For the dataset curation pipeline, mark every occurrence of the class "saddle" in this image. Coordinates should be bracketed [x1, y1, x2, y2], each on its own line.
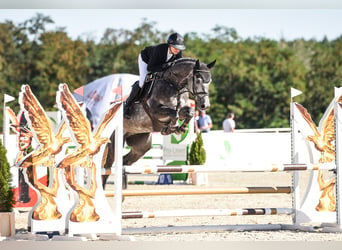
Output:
[136, 72, 158, 103]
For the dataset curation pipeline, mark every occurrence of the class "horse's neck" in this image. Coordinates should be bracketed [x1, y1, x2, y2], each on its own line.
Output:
[162, 63, 193, 90]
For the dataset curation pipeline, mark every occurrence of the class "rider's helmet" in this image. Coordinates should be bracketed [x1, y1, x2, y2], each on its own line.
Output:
[167, 32, 186, 50]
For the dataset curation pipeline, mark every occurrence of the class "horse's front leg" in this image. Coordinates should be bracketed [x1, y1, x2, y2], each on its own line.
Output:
[156, 107, 178, 135]
[174, 106, 195, 135]
[161, 122, 177, 135]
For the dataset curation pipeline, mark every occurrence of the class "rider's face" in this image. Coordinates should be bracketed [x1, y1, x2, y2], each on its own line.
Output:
[170, 46, 180, 55]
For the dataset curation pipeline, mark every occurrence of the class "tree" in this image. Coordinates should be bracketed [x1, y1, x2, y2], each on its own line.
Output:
[1, 15, 342, 131]
[302, 37, 342, 124]
[31, 31, 90, 107]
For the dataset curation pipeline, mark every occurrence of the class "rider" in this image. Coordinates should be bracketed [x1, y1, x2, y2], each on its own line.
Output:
[124, 32, 186, 119]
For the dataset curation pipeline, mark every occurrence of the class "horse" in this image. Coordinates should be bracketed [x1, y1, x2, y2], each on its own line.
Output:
[102, 57, 216, 188]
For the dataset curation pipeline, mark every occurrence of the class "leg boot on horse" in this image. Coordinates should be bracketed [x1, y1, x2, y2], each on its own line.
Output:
[124, 81, 141, 119]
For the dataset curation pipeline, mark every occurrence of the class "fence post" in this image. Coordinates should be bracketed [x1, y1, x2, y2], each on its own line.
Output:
[291, 97, 301, 225]
[334, 88, 342, 229]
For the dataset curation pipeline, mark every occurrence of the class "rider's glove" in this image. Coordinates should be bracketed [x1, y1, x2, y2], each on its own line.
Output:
[161, 62, 173, 70]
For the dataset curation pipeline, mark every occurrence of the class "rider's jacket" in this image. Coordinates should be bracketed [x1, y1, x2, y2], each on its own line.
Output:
[140, 43, 182, 72]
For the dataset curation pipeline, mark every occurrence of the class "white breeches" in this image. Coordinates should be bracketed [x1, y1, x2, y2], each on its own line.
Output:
[138, 53, 148, 88]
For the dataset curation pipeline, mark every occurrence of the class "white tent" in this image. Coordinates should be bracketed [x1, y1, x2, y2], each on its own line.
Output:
[73, 73, 139, 128]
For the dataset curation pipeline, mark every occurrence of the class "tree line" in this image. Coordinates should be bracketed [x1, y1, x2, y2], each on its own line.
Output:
[1, 13, 342, 131]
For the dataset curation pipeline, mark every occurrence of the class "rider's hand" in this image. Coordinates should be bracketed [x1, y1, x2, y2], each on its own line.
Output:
[162, 62, 173, 70]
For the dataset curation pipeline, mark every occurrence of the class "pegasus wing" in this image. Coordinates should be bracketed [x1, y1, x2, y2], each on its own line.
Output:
[55, 121, 69, 140]
[57, 147, 89, 169]
[321, 107, 335, 145]
[59, 84, 92, 146]
[94, 103, 121, 138]
[21, 85, 54, 145]
[321, 95, 342, 144]
[295, 103, 320, 136]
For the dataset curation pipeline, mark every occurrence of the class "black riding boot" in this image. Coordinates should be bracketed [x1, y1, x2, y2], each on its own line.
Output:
[124, 82, 141, 119]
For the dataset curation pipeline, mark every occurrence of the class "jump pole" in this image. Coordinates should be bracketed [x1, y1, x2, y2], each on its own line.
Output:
[122, 208, 294, 219]
[128, 180, 156, 185]
[123, 163, 335, 175]
[105, 186, 292, 197]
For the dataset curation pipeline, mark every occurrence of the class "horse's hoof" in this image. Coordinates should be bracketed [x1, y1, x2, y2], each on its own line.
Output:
[161, 128, 170, 135]
[175, 127, 186, 135]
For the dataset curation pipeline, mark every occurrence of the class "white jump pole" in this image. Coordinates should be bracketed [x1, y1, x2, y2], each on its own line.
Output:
[122, 208, 294, 219]
[124, 163, 335, 175]
[105, 186, 292, 197]
[113, 103, 123, 236]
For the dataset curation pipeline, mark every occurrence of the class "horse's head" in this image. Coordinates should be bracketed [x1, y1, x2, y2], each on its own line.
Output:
[163, 58, 215, 110]
[191, 59, 216, 110]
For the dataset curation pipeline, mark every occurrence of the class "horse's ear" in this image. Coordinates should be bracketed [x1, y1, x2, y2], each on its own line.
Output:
[195, 59, 200, 69]
[207, 59, 216, 69]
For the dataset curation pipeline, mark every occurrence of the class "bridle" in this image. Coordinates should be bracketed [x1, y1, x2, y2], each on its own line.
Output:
[163, 61, 211, 98]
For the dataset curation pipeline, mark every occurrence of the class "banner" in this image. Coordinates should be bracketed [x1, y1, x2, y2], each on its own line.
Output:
[73, 74, 138, 128]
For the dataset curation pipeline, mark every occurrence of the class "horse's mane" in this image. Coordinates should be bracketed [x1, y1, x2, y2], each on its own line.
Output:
[174, 57, 197, 65]
[173, 58, 211, 83]
[160, 57, 210, 86]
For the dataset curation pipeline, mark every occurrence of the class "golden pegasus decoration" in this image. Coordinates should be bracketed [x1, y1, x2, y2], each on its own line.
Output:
[18, 85, 71, 220]
[56, 83, 121, 222]
[294, 96, 342, 212]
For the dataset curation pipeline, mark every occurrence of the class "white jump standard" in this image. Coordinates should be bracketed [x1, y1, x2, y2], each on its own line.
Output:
[111, 87, 342, 235]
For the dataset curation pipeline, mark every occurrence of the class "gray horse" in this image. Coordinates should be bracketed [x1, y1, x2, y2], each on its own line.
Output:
[102, 58, 215, 188]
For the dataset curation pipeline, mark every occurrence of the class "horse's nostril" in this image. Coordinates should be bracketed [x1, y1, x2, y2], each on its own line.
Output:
[201, 104, 206, 109]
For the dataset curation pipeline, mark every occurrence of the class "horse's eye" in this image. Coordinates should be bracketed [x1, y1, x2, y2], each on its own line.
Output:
[201, 78, 211, 84]
[196, 78, 203, 84]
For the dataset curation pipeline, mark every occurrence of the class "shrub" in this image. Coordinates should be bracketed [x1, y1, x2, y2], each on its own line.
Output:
[0, 140, 15, 212]
[189, 132, 206, 165]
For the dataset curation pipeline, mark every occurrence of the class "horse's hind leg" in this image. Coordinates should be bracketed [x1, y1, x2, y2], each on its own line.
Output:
[124, 133, 152, 166]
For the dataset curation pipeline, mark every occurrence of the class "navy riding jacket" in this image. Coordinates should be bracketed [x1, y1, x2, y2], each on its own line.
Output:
[140, 43, 183, 72]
